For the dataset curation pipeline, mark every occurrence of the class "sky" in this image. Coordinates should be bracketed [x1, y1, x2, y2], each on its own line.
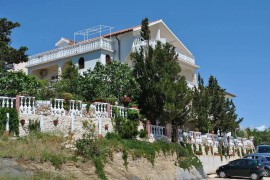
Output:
[1, 0, 270, 130]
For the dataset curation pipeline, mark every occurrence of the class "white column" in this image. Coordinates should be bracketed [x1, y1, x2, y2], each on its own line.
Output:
[40, 114, 44, 131]
[156, 28, 161, 41]
[193, 73, 197, 87]
[98, 118, 102, 135]
[6, 113, 9, 132]
[70, 115, 74, 133]
[57, 64, 63, 80]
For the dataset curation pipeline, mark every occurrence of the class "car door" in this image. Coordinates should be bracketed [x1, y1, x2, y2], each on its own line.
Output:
[241, 159, 254, 176]
[229, 159, 243, 176]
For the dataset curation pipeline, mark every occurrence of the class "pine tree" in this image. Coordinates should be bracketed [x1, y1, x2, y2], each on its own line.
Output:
[192, 74, 212, 133]
[140, 18, 150, 44]
[0, 18, 28, 70]
[131, 19, 192, 135]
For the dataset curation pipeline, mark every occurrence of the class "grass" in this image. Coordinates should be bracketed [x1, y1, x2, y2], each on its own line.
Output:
[0, 132, 72, 169]
[0, 172, 72, 180]
[76, 135, 202, 179]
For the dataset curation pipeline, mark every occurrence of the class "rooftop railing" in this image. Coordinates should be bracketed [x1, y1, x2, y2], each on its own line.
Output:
[27, 38, 113, 67]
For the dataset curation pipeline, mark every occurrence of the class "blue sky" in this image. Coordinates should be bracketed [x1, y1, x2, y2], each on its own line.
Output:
[1, 0, 270, 129]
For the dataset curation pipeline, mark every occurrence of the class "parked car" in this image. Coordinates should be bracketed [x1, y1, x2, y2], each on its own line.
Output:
[216, 158, 265, 180]
[244, 153, 270, 176]
[256, 145, 270, 153]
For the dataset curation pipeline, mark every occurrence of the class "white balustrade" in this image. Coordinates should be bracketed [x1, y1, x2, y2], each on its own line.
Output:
[235, 137, 244, 147]
[0, 96, 16, 108]
[110, 105, 127, 118]
[19, 96, 35, 115]
[132, 40, 195, 65]
[177, 52, 195, 65]
[94, 102, 108, 118]
[178, 129, 183, 142]
[36, 100, 50, 106]
[69, 100, 82, 117]
[195, 132, 202, 144]
[51, 99, 65, 116]
[150, 125, 165, 140]
[27, 38, 113, 67]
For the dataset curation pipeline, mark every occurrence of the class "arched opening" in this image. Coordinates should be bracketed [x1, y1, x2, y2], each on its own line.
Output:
[78, 57, 85, 69]
[106, 54, 111, 64]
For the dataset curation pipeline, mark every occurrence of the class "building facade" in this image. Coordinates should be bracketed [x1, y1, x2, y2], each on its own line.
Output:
[26, 20, 199, 87]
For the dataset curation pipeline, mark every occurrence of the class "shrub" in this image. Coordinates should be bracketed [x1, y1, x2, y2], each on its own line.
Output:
[113, 117, 139, 139]
[139, 129, 147, 138]
[205, 145, 209, 155]
[0, 108, 19, 136]
[127, 109, 139, 121]
[28, 119, 40, 133]
[210, 146, 214, 155]
[105, 132, 121, 140]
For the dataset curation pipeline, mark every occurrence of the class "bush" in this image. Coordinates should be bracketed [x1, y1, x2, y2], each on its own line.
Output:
[28, 119, 40, 133]
[113, 117, 139, 139]
[127, 109, 139, 121]
[139, 129, 147, 138]
[0, 108, 19, 136]
[105, 132, 121, 140]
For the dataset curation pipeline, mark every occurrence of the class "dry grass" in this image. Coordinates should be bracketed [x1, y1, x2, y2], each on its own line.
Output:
[0, 133, 72, 165]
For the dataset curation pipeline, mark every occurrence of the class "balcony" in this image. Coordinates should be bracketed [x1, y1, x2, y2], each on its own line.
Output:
[131, 40, 195, 65]
[26, 38, 113, 67]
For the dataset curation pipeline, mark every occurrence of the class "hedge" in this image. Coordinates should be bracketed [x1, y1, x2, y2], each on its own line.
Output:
[0, 108, 19, 136]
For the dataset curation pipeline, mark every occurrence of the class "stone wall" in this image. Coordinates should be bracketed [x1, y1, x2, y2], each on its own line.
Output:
[19, 114, 113, 140]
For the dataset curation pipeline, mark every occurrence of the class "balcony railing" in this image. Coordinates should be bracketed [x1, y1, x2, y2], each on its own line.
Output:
[132, 40, 195, 65]
[27, 38, 113, 67]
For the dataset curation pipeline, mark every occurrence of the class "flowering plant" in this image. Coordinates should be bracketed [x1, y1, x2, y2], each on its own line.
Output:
[121, 95, 132, 103]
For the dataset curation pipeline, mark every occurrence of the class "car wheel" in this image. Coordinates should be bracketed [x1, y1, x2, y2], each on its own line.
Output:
[219, 171, 226, 178]
[258, 177, 263, 180]
[250, 173, 259, 180]
[264, 169, 270, 177]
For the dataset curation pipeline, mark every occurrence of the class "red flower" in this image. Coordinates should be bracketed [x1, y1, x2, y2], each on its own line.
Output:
[121, 95, 131, 103]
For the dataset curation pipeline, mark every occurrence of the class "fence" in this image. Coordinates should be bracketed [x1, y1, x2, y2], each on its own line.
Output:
[0, 96, 16, 108]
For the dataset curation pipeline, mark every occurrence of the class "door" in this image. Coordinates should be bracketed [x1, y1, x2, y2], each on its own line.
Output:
[241, 159, 254, 176]
[228, 159, 244, 176]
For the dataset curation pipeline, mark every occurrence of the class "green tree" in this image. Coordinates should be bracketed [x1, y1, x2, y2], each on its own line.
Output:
[220, 99, 243, 133]
[206, 75, 242, 134]
[0, 18, 28, 70]
[54, 61, 81, 97]
[206, 75, 227, 134]
[80, 61, 139, 101]
[0, 71, 42, 96]
[131, 19, 192, 138]
[191, 74, 212, 133]
[140, 18, 150, 43]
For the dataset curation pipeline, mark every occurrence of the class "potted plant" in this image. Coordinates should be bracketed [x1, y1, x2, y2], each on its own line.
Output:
[130, 102, 138, 109]
[53, 118, 59, 126]
[20, 119, 25, 126]
[121, 95, 131, 107]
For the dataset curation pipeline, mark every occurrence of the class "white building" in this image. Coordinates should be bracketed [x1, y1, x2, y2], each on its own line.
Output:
[26, 19, 199, 87]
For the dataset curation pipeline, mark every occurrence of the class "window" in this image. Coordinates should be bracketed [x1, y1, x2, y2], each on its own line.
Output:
[230, 160, 242, 166]
[79, 57, 85, 69]
[106, 54, 111, 64]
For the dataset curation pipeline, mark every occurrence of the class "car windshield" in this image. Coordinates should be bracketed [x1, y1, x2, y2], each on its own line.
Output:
[258, 146, 270, 153]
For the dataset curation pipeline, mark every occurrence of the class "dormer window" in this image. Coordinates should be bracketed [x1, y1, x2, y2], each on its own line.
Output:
[79, 57, 85, 69]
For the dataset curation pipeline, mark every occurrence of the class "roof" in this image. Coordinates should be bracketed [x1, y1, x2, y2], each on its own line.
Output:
[225, 91, 236, 98]
[103, 19, 162, 38]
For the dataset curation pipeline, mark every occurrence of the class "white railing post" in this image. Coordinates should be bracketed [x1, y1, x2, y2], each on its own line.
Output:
[6, 113, 9, 135]
[40, 114, 44, 132]
[70, 114, 74, 133]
